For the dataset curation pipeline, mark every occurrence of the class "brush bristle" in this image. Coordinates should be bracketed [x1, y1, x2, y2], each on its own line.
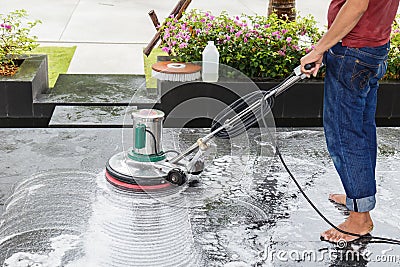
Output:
[152, 70, 201, 82]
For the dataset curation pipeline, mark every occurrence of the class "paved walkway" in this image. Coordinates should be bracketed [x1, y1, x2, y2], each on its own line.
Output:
[1, 1, 398, 74]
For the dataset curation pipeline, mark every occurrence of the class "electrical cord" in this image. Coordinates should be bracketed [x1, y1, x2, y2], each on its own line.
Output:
[145, 131, 180, 159]
[275, 145, 400, 245]
[211, 73, 400, 245]
[145, 130, 180, 159]
[145, 129, 158, 155]
[164, 150, 180, 155]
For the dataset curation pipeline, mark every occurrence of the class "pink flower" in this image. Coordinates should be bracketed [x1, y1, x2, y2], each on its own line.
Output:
[286, 37, 292, 43]
[196, 29, 201, 34]
[264, 24, 271, 28]
[162, 46, 171, 53]
[244, 37, 248, 43]
[179, 43, 188, 48]
[254, 24, 260, 28]
[200, 18, 206, 23]
[281, 29, 288, 34]
[226, 35, 231, 41]
[235, 30, 243, 38]
[272, 31, 281, 39]
[163, 33, 170, 40]
[210, 15, 215, 21]
[172, 40, 177, 46]
[0, 23, 11, 30]
[278, 50, 286, 56]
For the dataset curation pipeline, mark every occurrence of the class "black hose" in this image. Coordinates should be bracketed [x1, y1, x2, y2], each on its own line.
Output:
[145, 129, 158, 155]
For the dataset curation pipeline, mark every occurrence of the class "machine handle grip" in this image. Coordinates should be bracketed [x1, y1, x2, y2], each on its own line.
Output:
[304, 62, 316, 70]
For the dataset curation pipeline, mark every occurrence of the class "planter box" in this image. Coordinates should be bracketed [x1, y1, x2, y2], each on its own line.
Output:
[0, 55, 51, 126]
[375, 80, 400, 126]
[158, 79, 400, 127]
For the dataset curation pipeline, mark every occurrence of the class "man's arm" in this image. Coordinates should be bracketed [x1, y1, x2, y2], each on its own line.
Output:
[301, 0, 370, 76]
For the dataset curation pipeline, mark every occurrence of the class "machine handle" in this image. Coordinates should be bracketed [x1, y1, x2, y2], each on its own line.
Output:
[304, 62, 316, 70]
[294, 62, 322, 77]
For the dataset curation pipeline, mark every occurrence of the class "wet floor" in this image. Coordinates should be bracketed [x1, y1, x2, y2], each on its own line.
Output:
[0, 127, 399, 266]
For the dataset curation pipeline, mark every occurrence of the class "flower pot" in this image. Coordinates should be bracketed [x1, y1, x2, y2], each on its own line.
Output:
[0, 54, 51, 126]
[158, 79, 400, 127]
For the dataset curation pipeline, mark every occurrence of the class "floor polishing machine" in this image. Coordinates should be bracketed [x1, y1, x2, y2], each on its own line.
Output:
[105, 63, 315, 191]
[105, 62, 400, 246]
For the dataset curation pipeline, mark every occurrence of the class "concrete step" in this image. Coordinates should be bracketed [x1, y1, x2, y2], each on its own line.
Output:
[33, 73, 160, 127]
[34, 74, 159, 106]
[48, 105, 138, 128]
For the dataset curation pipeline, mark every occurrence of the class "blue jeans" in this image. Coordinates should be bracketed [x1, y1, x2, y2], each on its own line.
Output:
[323, 42, 389, 212]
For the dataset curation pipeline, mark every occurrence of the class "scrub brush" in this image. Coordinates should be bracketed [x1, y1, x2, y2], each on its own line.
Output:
[151, 61, 201, 82]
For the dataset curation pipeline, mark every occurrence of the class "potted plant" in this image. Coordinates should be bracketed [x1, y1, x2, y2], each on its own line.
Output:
[0, 9, 50, 126]
[157, 10, 324, 126]
[157, 11, 400, 127]
[159, 10, 322, 80]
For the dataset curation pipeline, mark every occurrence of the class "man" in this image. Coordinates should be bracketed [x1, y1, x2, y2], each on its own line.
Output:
[300, 0, 399, 243]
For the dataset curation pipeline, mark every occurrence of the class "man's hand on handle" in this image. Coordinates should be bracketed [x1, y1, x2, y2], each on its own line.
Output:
[300, 48, 324, 77]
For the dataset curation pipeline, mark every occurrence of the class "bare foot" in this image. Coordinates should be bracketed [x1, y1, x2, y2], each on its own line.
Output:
[321, 211, 374, 243]
[328, 193, 346, 205]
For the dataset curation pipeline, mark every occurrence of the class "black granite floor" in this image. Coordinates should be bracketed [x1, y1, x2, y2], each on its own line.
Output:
[0, 127, 399, 266]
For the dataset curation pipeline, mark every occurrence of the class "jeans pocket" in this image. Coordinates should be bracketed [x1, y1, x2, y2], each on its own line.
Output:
[326, 48, 344, 81]
[340, 57, 380, 92]
[328, 46, 345, 58]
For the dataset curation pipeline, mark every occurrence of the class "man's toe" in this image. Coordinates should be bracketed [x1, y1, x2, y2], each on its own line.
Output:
[321, 228, 334, 240]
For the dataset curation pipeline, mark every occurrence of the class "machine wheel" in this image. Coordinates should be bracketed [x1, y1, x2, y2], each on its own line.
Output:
[166, 168, 187, 186]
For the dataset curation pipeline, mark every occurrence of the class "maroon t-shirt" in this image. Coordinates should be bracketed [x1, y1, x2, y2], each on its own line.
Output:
[328, 0, 399, 47]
